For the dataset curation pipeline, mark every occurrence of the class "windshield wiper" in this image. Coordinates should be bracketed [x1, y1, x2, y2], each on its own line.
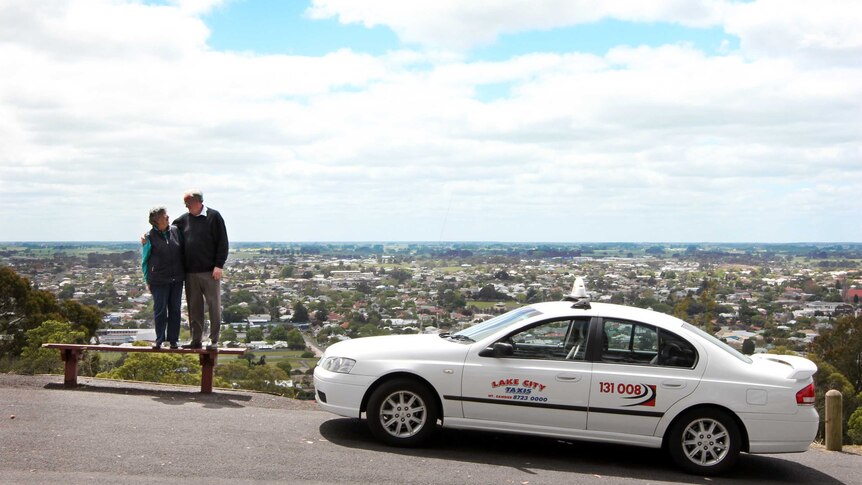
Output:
[447, 334, 474, 342]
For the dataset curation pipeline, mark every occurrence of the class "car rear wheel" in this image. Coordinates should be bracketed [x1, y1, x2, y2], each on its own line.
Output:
[366, 378, 438, 447]
[668, 408, 741, 475]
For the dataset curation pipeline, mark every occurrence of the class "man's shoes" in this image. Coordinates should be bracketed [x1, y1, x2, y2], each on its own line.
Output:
[169, 342, 179, 349]
[206, 341, 219, 351]
[153, 340, 164, 349]
[181, 340, 202, 349]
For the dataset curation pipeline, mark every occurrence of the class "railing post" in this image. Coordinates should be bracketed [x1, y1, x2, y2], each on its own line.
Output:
[825, 389, 843, 451]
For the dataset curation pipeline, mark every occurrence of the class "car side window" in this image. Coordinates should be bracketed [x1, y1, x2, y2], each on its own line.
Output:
[506, 318, 589, 361]
[654, 329, 698, 368]
[601, 319, 658, 365]
[601, 319, 697, 368]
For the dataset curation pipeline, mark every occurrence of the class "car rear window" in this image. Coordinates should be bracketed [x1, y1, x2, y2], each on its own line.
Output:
[683, 323, 752, 364]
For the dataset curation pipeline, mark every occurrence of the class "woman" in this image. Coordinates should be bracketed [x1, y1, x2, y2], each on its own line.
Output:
[141, 206, 185, 349]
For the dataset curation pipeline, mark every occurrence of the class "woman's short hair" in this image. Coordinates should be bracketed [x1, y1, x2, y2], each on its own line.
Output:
[148, 206, 167, 226]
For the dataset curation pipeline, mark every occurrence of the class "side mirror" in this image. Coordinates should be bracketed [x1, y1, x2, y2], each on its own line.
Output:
[479, 342, 514, 358]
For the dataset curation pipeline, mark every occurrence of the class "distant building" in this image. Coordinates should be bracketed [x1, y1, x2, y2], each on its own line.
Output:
[96, 328, 156, 345]
[845, 288, 862, 304]
[248, 314, 271, 325]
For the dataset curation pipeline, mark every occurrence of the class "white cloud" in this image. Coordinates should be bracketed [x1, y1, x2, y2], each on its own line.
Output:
[0, 0, 859, 242]
[306, 0, 728, 50]
[724, 0, 862, 66]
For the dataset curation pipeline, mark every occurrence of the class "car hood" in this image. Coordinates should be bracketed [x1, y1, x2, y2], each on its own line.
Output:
[324, 333, 466, 360]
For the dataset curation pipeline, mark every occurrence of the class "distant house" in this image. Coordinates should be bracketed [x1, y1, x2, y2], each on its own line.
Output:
[248, 314, 271, 325]
[846, 288, 862, 304]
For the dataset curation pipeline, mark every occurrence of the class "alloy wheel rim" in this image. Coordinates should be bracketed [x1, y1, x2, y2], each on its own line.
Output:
[681, 418, 730, 467]
[379, 390, 427, 438]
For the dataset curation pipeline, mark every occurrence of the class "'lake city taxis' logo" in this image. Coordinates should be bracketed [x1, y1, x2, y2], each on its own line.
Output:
[488, 378, 549, 402]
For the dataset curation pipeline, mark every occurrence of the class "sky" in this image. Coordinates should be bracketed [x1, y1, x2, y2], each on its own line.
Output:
[0, 0, 860, 243]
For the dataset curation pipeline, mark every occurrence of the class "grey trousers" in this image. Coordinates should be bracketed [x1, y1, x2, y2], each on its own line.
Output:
[185, 271, 221, 343]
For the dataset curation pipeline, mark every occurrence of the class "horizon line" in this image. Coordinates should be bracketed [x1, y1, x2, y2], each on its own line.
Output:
[2, 241, 861, 246]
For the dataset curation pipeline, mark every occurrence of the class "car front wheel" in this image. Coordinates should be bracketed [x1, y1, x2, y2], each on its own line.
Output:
[667, 408, 741, 475]
[366, 378, 438, 447]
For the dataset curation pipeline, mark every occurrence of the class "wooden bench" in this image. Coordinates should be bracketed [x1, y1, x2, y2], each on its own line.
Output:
[42, 343, 246, 394]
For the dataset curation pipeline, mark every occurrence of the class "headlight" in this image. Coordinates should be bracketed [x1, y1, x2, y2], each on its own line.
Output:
[320, 357, 356, 374]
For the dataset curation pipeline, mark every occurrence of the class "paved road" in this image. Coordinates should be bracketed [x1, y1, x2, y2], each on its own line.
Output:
[303, 334, 324, 358]
[1, 375, 859, 484]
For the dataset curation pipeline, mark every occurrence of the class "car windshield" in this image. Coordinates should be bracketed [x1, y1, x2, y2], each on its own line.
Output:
[683, 323, 753, 364]
[453, 307, 543, 342]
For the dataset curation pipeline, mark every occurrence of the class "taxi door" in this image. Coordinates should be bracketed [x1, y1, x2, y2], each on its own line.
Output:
[460, 318, 593, 432]
[586, 318, 703, 436]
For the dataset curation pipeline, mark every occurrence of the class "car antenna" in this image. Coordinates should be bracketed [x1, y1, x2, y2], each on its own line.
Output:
[562, 276, 591, 309]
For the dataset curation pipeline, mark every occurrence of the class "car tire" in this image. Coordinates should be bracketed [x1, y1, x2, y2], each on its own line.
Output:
[366, 378, 438, 447]
[667, 408, 741, 475]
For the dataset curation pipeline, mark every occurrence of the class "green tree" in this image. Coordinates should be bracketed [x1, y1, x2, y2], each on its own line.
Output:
[811, 315, 862, 391]
[268, 324, 290, 342]
[59, 300, 101, 338]
[268, 296, 282, 322]
[477, 284, 507, 301]
[0, 266, 34, 357]
[809, 357, 859, 442]
[58, 284, 75, 300]
[848, 407, 862, 445]
[17, 320, 87, 374]
[672, 295, 691, 322]
[98, 352, 203, 386]
[276, 360, 292, 374]
[223, 304, 250, 324]
[291, 302, 309, 323]
[314, 308, 329, 323]
[387, 268, 412, 285]
[286, 329, 305, 350]
[245, 327, 264, 342]
[220, 326, 238, 343]
[246, 365, 290, 394]
[742, 338, 755, 355]
[214, 360, 250, 382]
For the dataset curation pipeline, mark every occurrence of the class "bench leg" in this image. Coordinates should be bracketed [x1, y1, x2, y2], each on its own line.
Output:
[60, 349, 82, 388]
[199, 351, 218, 394]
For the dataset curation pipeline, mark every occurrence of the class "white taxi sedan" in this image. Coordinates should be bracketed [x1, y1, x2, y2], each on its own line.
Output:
[313, 281, 818, 475]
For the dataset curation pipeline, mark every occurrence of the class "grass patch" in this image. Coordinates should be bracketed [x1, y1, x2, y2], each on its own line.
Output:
[466, 300, 518, 310]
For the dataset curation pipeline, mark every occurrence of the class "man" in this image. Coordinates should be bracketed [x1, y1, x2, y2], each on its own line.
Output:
[174, 189, 229, 350]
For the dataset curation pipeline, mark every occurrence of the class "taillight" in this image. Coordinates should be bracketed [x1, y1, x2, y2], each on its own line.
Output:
[796, 383, 815, 405]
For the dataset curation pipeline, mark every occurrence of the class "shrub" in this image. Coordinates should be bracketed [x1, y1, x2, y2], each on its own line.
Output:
[848, 407, 862, 445]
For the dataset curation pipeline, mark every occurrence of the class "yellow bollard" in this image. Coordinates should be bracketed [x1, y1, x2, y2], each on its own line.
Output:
[825, 389, 843, 451]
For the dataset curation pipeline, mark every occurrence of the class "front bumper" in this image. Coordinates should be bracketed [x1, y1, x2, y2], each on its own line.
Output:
[313, 367, 375, 418]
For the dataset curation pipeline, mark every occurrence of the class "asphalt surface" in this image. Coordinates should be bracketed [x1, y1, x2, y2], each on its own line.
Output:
[1, 374, 859, 484]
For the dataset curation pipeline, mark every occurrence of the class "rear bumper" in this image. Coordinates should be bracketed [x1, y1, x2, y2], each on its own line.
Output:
[742, 407, 819, 454]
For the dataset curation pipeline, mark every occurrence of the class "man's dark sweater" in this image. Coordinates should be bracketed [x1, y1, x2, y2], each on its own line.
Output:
[173, 206, 229, 273]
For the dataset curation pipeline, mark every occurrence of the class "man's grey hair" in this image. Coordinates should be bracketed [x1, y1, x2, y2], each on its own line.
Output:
[148, 206, 167, 226]
[183, 189, 204, 203]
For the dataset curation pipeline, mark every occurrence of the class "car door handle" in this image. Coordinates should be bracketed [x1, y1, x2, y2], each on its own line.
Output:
[661, 380, 686, 389]
[556, 374, 582, 382]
